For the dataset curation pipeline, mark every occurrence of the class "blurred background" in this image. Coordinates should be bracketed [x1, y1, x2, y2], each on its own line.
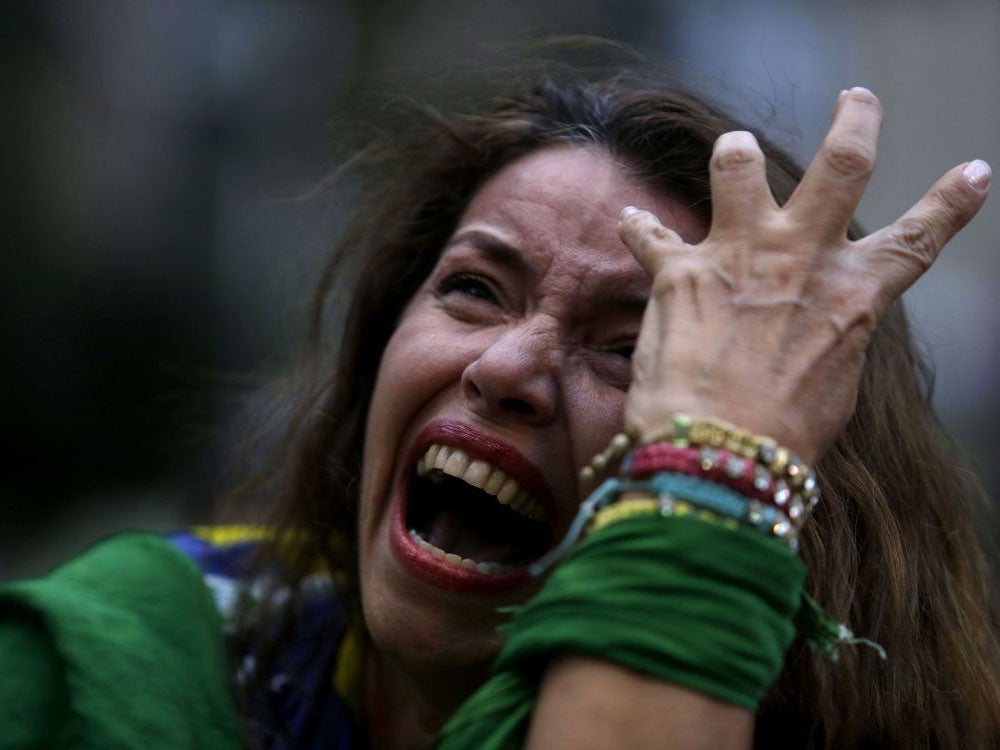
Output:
[2, 0, 998, 578]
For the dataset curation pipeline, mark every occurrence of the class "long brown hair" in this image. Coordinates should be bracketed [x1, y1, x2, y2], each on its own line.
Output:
[229, 48, 1000, 748]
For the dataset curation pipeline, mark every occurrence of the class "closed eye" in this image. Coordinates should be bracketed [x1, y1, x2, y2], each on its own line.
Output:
[607, 341, 635, 361]
[594, 337, 636, 362]
[587, 340, 636, 391]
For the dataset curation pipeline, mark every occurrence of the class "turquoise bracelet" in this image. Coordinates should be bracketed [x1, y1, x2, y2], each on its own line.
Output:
[531, 471, 796, 577]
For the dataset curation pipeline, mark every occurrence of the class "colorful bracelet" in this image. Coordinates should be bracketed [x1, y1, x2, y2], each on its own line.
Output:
[579, 431, 635, 485]
[588, 495, 742, 535]
[545, 415, 818, 579]
[531, 471, 798, 577]
[578, 415, 820, 515]
[626, 443, 775, 501]
[641, 472, 797, 545]
[642, 414, 819, 501]
[625, 443, 815, 526]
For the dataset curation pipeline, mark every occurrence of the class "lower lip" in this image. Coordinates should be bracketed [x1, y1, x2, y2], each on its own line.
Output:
[389, 488, 531, 593]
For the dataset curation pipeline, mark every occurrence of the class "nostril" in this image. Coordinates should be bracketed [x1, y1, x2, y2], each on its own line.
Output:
[500, 398, 535, 416]
[461, 343, 555, 423]
[464, 380, 483, 400]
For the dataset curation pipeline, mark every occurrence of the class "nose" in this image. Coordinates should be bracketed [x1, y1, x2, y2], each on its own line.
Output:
[461, 320, 559, 425]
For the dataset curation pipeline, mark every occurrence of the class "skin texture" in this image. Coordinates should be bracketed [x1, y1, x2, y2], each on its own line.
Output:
[621, 88, 990, 463]
[358, 88, 990, 748]
[357, 145, 705, 748]
[527, 657, 753, 750]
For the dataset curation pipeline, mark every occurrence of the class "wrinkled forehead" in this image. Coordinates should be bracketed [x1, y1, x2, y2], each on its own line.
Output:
[461, 145, 707, 254]
[454, 144, 706, 287]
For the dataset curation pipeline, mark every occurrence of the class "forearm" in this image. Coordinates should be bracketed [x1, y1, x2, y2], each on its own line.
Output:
[527, 655, 753, 749]
[435, 513, 803, 750]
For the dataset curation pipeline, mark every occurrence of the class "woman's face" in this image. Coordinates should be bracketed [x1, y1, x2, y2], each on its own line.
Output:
[358, 145, 706, 697]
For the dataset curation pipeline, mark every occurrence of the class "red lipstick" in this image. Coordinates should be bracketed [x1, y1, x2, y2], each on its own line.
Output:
[389, 419, 555, 593]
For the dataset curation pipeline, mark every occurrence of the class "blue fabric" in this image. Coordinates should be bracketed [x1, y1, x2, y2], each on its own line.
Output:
[167, 530, 362, 750]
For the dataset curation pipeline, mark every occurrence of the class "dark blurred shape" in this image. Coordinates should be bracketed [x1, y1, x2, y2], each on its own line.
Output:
[0, 1, 358, 577]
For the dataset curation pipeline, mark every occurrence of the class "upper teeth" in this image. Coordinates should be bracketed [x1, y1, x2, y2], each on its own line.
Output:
[416, 444, 546, 522]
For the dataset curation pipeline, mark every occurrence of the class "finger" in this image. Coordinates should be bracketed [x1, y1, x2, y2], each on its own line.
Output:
[860, 159, 991, 306]
[617, 206, 688, 275]
[785, 87, 883, 238]
[708, 131, 778, 233]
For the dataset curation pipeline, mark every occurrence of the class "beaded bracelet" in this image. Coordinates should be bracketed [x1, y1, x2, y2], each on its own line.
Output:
[579, 431, 635, 485]
[553, 415, 816, 572]
[642, 414, 819, 501]
[625, 443, 815, 527]
[588, 496, 742, 535]
[644, 472, 797, 545]
[626, 443, 775, 502]
[579, 415, 820, 514]
[531, 471, 798, 577]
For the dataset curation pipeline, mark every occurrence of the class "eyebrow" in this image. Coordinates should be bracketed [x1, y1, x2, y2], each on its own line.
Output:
[446, 227, 650, 316]
[444, 229, 532, 275]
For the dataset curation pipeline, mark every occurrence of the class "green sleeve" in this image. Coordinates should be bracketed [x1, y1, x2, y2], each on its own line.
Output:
[0, 533, 245, 749]
[0, 612, 73, 747]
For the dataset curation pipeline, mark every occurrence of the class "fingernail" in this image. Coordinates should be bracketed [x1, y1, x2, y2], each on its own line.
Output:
[621, 205, 639, 218]
[964, 159, 991, 190]
[849, 86, 874, 96]
[717, 130, 759, 148]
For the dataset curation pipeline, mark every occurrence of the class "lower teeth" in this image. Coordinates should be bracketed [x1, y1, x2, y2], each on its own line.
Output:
[408, 529, 520, 575]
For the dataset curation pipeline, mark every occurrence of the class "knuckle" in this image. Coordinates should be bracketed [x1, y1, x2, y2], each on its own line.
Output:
[822, 138, 876, 179]
[856, 281, 883, 324]
[652, 255, 702, 294]
[650, 223, 677, 242]
[854, 304, 879, 335]
[621, 213, 680, 247]
[711, 145, 763, 172]
[620, 219, 685, 269]
[621, 210, 656, 233]
[887, 218, 939, 269]
[618, 212, 649, 240]
[619, 216, 648, 240]
[932, 181, 975, 225]
[835, 280, 881, 333]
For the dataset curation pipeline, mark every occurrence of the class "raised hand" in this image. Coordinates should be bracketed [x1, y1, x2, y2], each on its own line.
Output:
[618, 87, 991, 463]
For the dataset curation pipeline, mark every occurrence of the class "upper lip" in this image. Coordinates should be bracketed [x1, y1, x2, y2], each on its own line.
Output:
[405, 418, 559, 530]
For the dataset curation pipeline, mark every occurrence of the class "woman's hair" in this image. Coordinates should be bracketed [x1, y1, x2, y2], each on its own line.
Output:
[229, 48, 1000, 747]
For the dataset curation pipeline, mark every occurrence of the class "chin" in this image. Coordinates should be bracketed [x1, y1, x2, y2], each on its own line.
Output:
[360, 537, 512, 701]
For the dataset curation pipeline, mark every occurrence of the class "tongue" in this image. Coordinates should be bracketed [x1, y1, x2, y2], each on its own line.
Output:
[426, 508, 519, 563]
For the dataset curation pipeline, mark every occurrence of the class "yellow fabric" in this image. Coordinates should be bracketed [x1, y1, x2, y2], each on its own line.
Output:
[192, 524, 273, 546]
[334, 625, 366, 722]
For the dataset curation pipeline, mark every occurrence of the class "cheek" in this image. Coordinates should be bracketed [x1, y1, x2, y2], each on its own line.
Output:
[359, 317, 476, 520]
[358, 332, 416, 538]
[366, 319, 448, 445]
[566, 375, 630, 475]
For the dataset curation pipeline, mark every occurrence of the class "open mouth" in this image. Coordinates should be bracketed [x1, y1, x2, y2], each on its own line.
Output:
[404, 444, 554, 577]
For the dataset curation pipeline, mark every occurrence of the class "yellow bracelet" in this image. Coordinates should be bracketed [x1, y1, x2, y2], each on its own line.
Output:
[588, 494, 742, 535]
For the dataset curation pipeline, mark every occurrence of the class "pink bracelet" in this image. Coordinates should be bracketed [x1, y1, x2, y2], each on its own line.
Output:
[626, 443, 813, 524]
[628, 443, 771, 497]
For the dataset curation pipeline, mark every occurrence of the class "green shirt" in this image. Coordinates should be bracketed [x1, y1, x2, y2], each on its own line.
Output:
[0, 533, 243, 749]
